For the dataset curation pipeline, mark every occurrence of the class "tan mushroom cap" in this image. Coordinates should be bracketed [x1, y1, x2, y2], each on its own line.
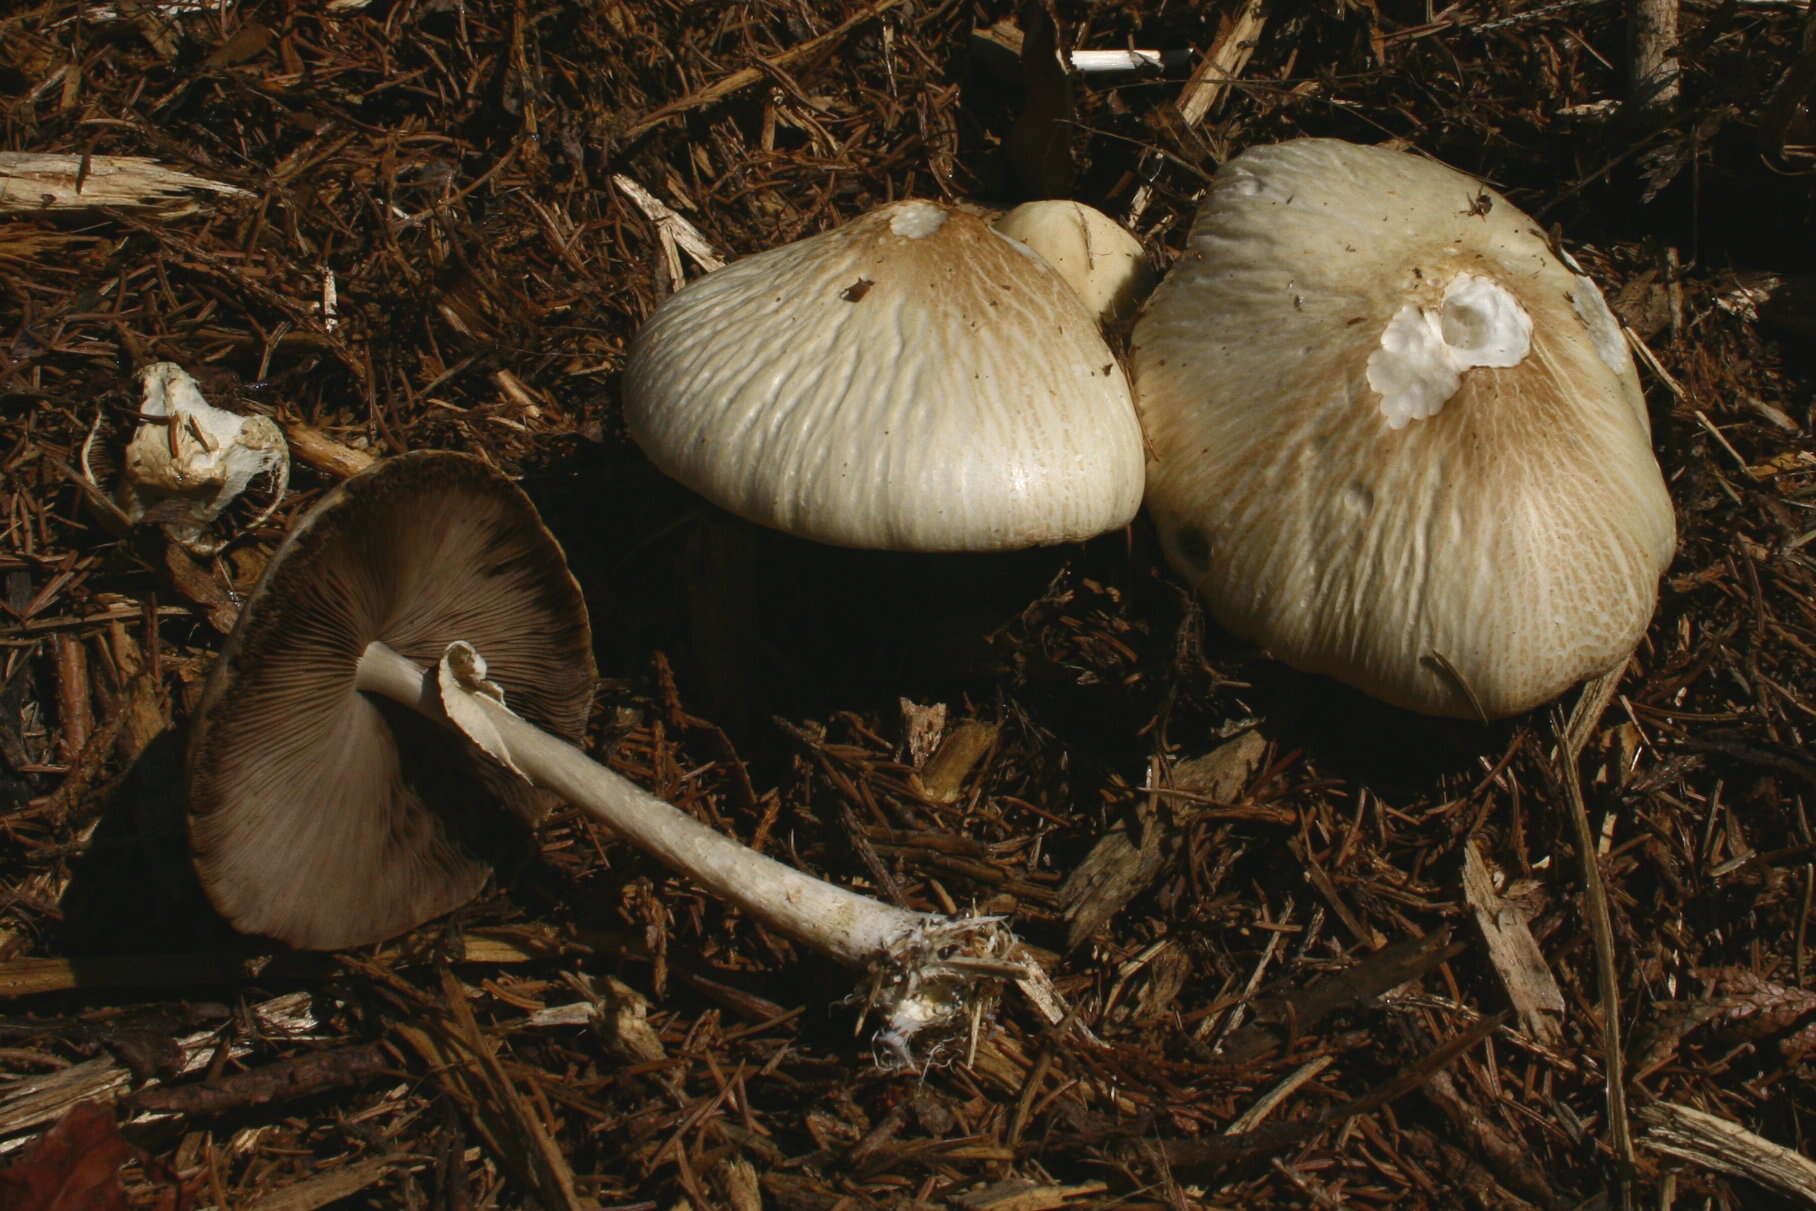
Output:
[1132, 138, 1676, 718]
[187, 451, 596, 949]
[992, 200, 1155, 330]
[624, 199, 1145, 552]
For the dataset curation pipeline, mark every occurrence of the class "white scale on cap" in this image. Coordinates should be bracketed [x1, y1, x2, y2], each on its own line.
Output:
[1366, 272, 1534, 429]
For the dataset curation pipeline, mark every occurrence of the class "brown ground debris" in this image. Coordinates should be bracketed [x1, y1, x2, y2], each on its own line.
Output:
[3, 0, 1816, 1207]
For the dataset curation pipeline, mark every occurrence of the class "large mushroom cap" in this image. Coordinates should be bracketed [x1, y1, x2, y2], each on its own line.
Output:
[1133, 138, 1677, 718]
[623, 199, 1145, 552]
[187, 450, 596, 949]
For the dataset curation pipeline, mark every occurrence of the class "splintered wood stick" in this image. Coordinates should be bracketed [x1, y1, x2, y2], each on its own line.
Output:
[612, 174, 725, 275]
[1641, 1101, 1816, 1202]
[0, 152, 246, 214]
[1126, 0, 1269, 227]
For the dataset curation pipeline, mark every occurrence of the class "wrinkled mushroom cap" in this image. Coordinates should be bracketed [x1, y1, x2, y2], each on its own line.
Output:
[624, 199, 1145, 552]
[993, 200, 1155, 330]
[1132, 138, 1676, 718]
[187, 451, 596, 949]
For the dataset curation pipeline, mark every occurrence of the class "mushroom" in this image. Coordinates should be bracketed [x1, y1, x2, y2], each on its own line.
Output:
[188, 450, 1054, 1058]
[992, 200, 1155, 331]
[187, 450, 594, 950]
[1131, 138, 1676, 719]
[623, 199, 1145, 552]
[83, 363, 290, 555]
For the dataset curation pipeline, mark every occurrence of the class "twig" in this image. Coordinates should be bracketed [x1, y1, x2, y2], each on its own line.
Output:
[1224, 1056, 1333, 1134]
[126, 1042, 394, 1116]
[624, 0, 910, 138]
[1126, 0, 1269, 227]
[1556, 661, 1637, 1204]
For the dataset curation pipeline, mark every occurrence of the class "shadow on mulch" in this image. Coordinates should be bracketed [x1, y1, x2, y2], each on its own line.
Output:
[57, 726, 234, 959]
[1238, 661, 1517, 796]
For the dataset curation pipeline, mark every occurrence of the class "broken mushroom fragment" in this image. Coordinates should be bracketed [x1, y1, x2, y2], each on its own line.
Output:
[188, 451, 1053, 1057]
[624, 199, 1145, 552]
[83, 363, 290, 554]
[1132, 138, 1676, 718]
[993, 200, 1155, 330]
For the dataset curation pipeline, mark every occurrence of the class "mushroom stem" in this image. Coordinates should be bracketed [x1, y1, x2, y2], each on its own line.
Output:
[355, 638, 926, 962]
[354, 639, 1045, 1057]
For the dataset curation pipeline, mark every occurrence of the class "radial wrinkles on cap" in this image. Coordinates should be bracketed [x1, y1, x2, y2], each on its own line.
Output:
[188, 451, 595, 950]
[624, 200, 1145, 552]
[1132, 138, 1676, 718]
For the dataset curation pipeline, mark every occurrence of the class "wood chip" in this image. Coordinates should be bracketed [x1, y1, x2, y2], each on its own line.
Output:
[916, 720, 997, 805]
[1060, 730, 1266, 948]
[0, 993, 320, 1151]
[242, 1154, 425, 1211]
[1462, 842, 1565, 1047]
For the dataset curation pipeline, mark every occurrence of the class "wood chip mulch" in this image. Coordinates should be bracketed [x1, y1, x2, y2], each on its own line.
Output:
[3, 0, 1816, 1207]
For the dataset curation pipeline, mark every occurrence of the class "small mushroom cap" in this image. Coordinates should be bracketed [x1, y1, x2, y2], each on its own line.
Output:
[187, 451, 596, 949]
[1132, 138, 1676, 718]
[624, 199, 1145, 552]
[992, 200, 1155, 330]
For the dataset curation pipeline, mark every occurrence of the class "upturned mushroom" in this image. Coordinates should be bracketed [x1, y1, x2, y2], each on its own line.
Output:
[188, 451, 1054, 1056]
[1132, 138, 1676, 719]
[187, 450, 595, 949]
[623, 199, 1145, 552]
